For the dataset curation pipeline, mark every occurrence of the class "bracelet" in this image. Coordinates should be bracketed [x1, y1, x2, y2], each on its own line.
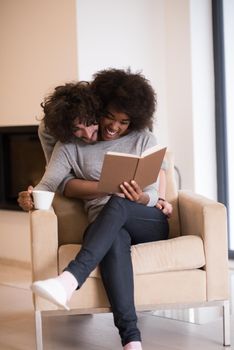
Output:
[158, 197, 166, 202]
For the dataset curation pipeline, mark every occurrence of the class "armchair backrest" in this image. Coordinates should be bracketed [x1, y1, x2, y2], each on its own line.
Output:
[52, 151, 181, 246]
[53, 193, 88, 246]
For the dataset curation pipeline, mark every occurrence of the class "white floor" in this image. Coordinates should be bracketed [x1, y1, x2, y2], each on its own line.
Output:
[0, 263, 234, 350]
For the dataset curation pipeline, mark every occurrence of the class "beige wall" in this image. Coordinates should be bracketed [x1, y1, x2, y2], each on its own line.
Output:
[0, 0, 78, 126]
[0, 0, 78, 264]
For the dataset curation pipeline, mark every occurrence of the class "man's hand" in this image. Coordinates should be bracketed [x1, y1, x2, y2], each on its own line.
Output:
[156, 198, 173, 217]
[17, 185, 34, 211]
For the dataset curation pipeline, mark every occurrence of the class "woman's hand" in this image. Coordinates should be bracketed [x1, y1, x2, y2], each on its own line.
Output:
[118, 180, 149, 205]
[17, 185, 34, 211]
[156, 198, 173, 217]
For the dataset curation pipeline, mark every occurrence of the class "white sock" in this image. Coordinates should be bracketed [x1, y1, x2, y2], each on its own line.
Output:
[124, 341, 142, 350]
[57, 271, 78, 301]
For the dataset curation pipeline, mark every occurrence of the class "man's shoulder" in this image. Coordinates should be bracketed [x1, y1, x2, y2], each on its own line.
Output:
[54, 140, 77, 150]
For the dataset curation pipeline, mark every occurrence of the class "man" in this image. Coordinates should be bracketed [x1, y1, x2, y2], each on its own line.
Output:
[38, 118, 99, 164]
[18, 81, 100, 210]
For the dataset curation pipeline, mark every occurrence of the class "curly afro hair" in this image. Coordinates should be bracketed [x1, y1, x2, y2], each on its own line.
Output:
[91, 68, 157, 131]
[41, 81, 101, 142]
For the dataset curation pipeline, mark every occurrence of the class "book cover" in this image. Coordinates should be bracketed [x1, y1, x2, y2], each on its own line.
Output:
[98, 145, 167, 193]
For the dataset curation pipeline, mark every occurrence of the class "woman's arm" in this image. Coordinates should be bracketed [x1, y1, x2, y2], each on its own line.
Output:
[118, 168, 167, 206]
[119, 169, 173, 217]
[119, 180, 150, 205]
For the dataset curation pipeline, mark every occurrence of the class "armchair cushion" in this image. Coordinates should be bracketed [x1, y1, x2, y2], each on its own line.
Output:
[58, 235, 205, 278]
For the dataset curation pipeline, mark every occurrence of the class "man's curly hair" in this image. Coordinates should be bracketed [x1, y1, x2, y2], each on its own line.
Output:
[41, 81, 101, 142]
[91, 68, 157, 131]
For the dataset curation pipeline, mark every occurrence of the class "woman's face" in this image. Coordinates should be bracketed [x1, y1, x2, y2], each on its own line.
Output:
[100, 109, 130, 141]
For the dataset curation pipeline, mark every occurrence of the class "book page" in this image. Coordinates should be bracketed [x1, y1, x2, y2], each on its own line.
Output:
[106, 151, 139, 158]
[141, 144, 166, 157]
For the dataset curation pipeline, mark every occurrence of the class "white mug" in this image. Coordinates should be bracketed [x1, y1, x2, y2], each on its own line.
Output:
[32, 190, 55, 210]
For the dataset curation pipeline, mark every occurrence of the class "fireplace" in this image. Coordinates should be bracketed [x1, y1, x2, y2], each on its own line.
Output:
[0, 125, 46, 210]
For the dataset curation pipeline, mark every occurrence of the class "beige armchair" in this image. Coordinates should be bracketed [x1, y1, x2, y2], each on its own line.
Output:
[30, 153, 230, 350]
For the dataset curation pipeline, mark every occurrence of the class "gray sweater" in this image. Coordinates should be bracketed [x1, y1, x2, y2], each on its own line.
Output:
[35, 130, 160, 222]
[38, 121, 56, 164]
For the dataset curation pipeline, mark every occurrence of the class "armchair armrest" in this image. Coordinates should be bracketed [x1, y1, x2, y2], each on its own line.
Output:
[178, 190, 229, 301]
[30, 208, 58, 281]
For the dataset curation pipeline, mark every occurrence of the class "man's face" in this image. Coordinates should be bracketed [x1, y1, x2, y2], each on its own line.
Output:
[72, 119, 99, 143]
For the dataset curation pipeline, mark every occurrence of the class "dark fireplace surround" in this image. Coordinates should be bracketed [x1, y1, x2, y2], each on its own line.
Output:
[0, 125, 46, 210]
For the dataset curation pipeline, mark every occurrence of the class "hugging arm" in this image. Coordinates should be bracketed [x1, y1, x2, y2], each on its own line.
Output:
[64, 167, 167, 206]
[64, 178, 107, 200]
[64, 178, 152, 204]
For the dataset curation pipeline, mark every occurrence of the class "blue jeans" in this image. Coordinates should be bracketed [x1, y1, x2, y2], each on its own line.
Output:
[65, 196, 169, 345]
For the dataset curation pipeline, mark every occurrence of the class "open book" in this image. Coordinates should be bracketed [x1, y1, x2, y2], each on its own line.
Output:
[98, 145, 167, 193]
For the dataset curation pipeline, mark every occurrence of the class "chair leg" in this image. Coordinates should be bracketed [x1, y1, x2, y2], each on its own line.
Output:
[223, 300, 231, 346]
[35, 310, 43, 350]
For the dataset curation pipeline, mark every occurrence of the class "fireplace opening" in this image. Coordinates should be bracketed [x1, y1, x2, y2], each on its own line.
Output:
[0, 125, 46, 210]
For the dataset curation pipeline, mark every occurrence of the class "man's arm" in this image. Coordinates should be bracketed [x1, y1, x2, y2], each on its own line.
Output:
[158, 169, 166, 199]
[156, 169, 173, 217]
[18, 143, 75, 211]
[38, 120, 57, 164]
[18, 186, 34, 211]
[64, 178, 106, 200]
[18, 176, 103, 211]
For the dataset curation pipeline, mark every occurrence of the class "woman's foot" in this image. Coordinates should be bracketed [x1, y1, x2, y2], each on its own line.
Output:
[123, 341, 142, 350]
[31, 271, 78, 310]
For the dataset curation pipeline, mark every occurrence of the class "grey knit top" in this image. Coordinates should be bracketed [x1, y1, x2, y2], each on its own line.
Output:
[35, 129, 160, 222]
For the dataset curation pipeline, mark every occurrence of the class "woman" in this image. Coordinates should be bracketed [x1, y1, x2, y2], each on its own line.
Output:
[21, 69, 172, 350]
